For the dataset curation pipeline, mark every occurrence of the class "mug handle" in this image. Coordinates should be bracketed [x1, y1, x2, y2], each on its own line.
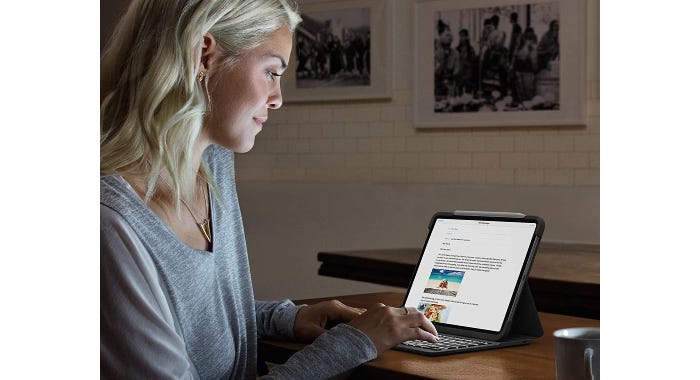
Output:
[584, 347, 596, 380]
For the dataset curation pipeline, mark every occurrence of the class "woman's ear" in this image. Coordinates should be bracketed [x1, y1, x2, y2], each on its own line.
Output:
[199, 32, 218, 72]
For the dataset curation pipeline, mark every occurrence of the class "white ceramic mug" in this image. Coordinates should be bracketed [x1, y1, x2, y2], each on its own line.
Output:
[553, 327, 600, 380]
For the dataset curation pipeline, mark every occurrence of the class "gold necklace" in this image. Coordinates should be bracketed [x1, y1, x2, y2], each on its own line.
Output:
[158, 173, 212, 244]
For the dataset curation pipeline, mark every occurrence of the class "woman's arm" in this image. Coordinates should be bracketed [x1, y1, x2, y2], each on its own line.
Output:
[262, 323, 376, 379]
[101, 206, 196, 380]
[256, 299, 437, 379]
[255, 298, 375, 378]
[255, 299, 303, 339]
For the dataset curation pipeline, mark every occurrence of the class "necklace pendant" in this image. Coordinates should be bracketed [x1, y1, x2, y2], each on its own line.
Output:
[197, 219, 212, 243]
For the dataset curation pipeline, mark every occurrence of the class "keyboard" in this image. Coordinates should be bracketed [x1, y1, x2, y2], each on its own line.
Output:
[401, 333, 497, 351]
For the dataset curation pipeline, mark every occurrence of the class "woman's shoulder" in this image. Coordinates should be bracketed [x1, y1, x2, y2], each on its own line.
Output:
[203, 145, 237, 188]
[100, 175, 131, 207]
[204, 144, 234, 170]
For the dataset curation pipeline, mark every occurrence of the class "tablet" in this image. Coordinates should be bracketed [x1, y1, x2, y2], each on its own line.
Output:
[401, 211, 544, 342]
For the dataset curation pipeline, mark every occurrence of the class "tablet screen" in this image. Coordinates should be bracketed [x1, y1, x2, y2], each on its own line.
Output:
[404, 217, 537, 333]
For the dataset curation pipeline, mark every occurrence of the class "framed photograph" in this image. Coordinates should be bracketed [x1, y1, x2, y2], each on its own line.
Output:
[281, 0, 392, 102]
[414, 0, 586, 128]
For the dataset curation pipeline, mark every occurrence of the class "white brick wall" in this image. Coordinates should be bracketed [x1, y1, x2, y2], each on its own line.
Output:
[235, 0, 600, 188]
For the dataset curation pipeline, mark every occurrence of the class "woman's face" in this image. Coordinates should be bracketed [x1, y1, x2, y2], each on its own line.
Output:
[203, 27, 293, 153]
[439, 30, 453, 46]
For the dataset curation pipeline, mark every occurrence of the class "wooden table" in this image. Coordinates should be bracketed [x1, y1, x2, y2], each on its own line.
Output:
[317, 242, 599, 319]
[259, 292, 600, 380]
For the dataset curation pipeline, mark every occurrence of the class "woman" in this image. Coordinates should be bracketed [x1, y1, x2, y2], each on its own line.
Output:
[455, 28, 476, 97]
[433, 20, 458, 102]
[511, 27, 539, 104]
[100, 0, 438, 379]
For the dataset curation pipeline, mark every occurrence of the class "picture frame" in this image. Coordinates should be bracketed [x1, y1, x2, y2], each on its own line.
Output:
[281, 0, 392, 103]
[414, 0, 586, 128]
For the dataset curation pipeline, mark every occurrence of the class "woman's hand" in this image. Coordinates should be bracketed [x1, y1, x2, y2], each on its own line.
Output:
[348, 303, 439, 354]
[293, 300, 366, 342]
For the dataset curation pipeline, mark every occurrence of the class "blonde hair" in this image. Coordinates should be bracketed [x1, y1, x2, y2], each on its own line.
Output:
[101, 0, 300, 206]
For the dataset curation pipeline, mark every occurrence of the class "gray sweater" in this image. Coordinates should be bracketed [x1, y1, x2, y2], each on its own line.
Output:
[100, 145, 376, 379]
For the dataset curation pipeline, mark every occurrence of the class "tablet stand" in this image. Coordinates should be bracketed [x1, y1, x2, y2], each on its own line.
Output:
[501, 281, 543, 342]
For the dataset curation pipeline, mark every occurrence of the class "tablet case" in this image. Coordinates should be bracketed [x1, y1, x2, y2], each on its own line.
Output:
[395, 210, 544, 355]
[498, 281, 543, 343]
[451, 210, 543, 343]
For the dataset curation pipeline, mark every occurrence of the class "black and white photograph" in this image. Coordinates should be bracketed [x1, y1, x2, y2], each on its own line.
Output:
[414, 0, 585, 128]
[281, 0, 391, 102]
[433, 2, 560, 113]
[295, 8, 371, 88]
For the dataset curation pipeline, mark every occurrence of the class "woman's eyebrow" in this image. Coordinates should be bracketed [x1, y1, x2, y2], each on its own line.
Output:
[266, 54, 288, 69]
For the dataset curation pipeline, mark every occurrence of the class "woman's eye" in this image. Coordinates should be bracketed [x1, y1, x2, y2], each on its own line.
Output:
[267, 71, 282, 81]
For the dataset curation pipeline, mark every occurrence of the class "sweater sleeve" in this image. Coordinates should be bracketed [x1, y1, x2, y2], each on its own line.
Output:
[255, 298, 378, 378]
[262, 324, 378, 379]
[255, 299, 304, 339]
[101, 205, 197, 380]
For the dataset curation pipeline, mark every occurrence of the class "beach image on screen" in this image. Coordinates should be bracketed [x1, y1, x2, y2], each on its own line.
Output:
[424, 268, 465, 297]
[417, 302, 450, 323]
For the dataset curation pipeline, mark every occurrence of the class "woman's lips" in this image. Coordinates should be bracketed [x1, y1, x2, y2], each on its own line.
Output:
[253, 116, 267, 128]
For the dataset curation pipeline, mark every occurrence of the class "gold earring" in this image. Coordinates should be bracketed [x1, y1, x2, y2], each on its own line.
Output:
[198, 70, 206, 82]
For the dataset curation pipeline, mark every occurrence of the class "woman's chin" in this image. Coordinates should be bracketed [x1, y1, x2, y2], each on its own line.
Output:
[231, 139, 256, 154]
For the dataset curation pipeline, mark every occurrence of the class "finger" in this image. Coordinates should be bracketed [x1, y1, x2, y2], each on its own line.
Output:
[415, 313, 439, 337]
[412, 326, 439, 343]
[333, 303, 364, 321]
[323, 300, 364, 322]
[345, 305, 367, 314]
[405, 310, 439, 337]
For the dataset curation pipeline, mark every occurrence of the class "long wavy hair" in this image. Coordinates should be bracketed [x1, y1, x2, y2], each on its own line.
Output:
[101, 0, 300, 208]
